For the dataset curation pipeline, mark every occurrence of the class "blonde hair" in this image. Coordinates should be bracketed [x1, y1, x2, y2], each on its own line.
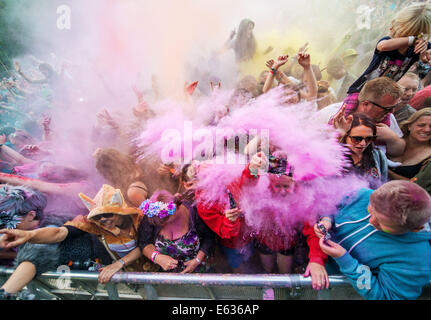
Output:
[402, 71, 420, 82]
[400, 107, 431, 141]
[390, 2, 431, 38]
[358, 77, 403, 103]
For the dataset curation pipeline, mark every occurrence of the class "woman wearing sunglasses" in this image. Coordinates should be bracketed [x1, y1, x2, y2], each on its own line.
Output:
[388, 108, 431, 194]
[339, 113, 388, 187]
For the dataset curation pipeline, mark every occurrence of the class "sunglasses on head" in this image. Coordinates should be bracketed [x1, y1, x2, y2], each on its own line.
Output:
[348, 135, 377, 144]
[367, 100, 396, 113]
[93, 213, 114, 221]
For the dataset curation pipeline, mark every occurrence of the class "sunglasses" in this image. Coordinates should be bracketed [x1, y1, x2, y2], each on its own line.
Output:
[367, 100, 396, 113]
[348, 135, 377, 144]
[93, 213, 114, 221]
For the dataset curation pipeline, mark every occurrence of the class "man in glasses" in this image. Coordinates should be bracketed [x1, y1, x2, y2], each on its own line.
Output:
[312, 180, 431, 300]
[317, 77, 405, 157]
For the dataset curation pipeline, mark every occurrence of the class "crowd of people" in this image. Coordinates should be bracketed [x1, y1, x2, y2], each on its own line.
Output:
[1, 1, 431, 301]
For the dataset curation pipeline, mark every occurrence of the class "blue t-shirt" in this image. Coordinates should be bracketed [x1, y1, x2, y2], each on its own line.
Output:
[348, 36, 431, 94]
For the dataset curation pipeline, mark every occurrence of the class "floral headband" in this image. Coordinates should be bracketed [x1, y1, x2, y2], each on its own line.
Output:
[139, 200, 176, 219]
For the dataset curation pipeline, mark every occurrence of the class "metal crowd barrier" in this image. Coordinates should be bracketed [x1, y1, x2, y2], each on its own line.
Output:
[1, 267, 430, 300]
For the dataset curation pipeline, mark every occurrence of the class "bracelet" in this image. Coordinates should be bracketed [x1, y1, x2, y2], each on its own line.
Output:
[408, 36, 415, 46]
[195, 257, 202, 264]
[151, 251, 160, 263]
[270, 68, 277, 76]
[118, 259, 126, 266]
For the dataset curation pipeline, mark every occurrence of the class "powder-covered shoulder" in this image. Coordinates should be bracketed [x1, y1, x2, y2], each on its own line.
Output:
[336, 188, 372, 211]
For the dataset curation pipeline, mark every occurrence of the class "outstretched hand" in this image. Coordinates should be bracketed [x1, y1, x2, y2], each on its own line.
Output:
[319, 238, 346, 258]
[273, 55, 289, 70]
[420, 49, 431, 64]
[98, 261, 123, 284]
[96, 109, 118, 128]
[210, 81, 221, 92]
[224, 208, 242, 222]
[298, 42, 309, 55]
[265, 59, 274, 70]
[303, 262, 329, 290]
[313, 219, 332, 239]
[249, 151, 269, 172]
[14, 61, 21, 72]
[181, 258, 200, 274]
[132, 85, 144, 103]
[298, 52, 311, 69]
[414, 37, 428, 55]
[42, 115, 51, 131]
[332, 105, 352, 135]
[155, 254, 179, 271]
[0, 229, 32, 249]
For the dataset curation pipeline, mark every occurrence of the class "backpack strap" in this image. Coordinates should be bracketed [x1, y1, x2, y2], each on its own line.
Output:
[98, 235, 127, 271]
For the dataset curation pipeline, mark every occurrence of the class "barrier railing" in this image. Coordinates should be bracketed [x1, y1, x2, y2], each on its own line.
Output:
[1, 267, 430, 300]
[0, 267, 350, 287]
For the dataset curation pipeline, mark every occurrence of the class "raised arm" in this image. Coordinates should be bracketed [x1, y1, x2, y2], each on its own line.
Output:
[320, 238, 428, 300]
[0, 139, 34, 165]
[283, 42, 309, 76]
[377, 37, 412, 52]
[376, 124, 406, 157]
[0, 226, 69, 248]
[14, 62, 47, 84]
[377, 35, 428, 55]
[98, 247, 142, 283]
[0, 173, 84, 195]
[262, 55, 289, 94]
[297, 52, 318, 101]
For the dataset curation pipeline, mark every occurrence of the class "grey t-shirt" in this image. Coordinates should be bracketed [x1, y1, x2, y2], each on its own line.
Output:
[393, 104, 416, 126]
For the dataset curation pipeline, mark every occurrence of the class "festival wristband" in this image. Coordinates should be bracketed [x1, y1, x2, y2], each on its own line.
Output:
[408, 36, 415, 46]
[151, 251, 160, 263]
[271, 68, 277, 76]
[195, 257, 202, 264]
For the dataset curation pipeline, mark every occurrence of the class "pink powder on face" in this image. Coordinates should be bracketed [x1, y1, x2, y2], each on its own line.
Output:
[190, 88, 369, 239]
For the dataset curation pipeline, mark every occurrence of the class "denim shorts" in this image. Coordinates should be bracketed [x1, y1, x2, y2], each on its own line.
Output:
[219, 243, 254, 269]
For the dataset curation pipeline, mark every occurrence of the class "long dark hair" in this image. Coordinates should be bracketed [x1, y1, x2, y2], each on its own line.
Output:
[340, 113, 377, 172]
[233, 19, 257, 62]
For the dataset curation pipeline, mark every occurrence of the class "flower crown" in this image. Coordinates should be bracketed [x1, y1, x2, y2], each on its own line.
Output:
[139, 200, 176, 219]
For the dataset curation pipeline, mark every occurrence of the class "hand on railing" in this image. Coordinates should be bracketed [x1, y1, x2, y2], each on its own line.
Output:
[303, 262, 329, 290]
[97, 261, 124, 284]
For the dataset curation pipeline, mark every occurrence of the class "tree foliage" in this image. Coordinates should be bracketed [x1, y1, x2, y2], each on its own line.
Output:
[0, 0, 32, 77]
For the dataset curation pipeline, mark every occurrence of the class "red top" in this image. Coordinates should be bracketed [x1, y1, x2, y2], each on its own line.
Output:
[197, 164, 330, 260]
[410, 85, 431, 110]
[302, 224, 328, 266]
[196, 165, 256, 249]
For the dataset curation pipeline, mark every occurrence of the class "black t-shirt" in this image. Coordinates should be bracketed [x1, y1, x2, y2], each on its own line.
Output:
[59, 225, 112, 266]
[348, 36, 431, 94]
